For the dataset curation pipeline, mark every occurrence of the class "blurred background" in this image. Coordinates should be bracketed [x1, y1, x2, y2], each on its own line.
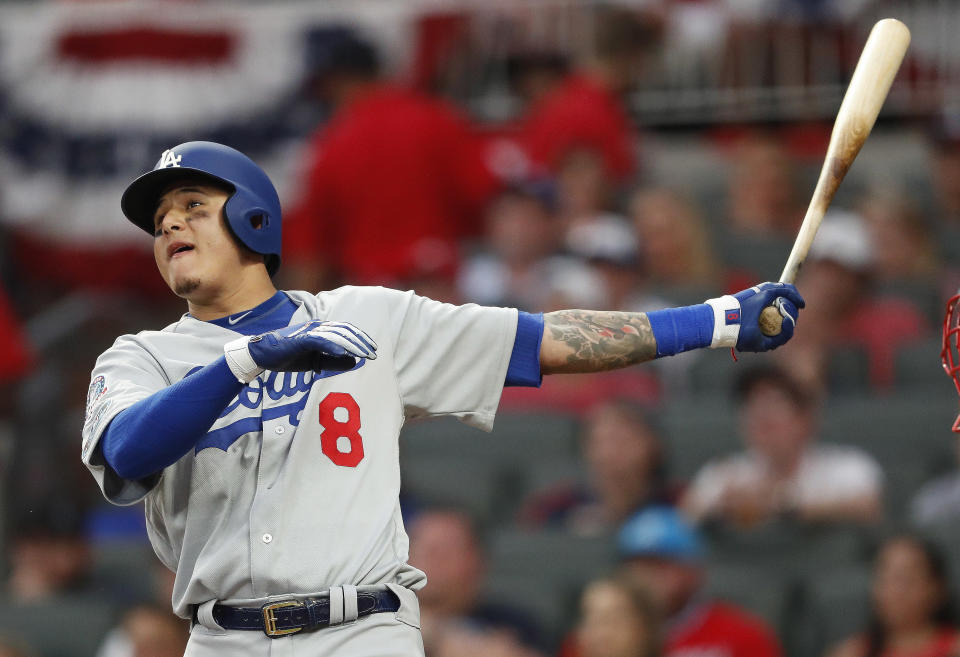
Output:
[0, 0, 958, 656]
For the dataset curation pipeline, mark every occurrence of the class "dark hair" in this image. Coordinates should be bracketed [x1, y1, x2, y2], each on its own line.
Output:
[734, 364, 815, 410]
[864, 534, 957, 657]
[592, 6, 662, 59]
[306, 28, 380, 80]
[582, 576, 663, 657]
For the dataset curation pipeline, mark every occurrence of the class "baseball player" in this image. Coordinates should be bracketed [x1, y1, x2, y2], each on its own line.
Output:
[81, 142, 804, 656]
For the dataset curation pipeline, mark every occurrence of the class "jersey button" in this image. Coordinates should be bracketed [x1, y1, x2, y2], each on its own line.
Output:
[275, 426, 285, 435]
[262, 533, 273, 544]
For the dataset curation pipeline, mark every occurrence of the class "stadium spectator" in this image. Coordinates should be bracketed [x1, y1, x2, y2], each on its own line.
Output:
[911, 441, 960, 528]
[628, 187, 720, 292]
[458, 186, 603, 312]
[682, 365, 883, 528]
[576, 576, 662, 657]
[723, 132, 804, 238]
[520, 6, 661, 184]
[824, 534, 959, 657]
[777, 210, 928, 390]
[929, 115, 960, 230]
[284, 31, 499, 290]
[518, 400, 671, 535]
[859, 191, 940, 285]
[407, 509, 544, 654]
[618, 506, 782, 657]
[96, 604, 188, 657]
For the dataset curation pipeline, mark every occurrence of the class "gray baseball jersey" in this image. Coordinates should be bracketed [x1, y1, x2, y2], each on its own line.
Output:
[82, 286, 518, 619]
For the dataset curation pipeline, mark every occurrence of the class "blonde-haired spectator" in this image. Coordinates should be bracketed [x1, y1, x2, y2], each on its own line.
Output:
[629, 187, 718, 289]
[576, 576, 662, 657]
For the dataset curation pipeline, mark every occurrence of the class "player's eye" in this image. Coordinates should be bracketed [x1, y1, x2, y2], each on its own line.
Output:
[186, 200, 203, 210]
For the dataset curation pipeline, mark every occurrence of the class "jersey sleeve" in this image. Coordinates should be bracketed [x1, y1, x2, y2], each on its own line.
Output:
[82, 335, 171, 505]
[392, 291, 518, 431]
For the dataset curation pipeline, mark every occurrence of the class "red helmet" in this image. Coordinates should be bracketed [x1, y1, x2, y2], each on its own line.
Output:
[940, 292, 960, 432]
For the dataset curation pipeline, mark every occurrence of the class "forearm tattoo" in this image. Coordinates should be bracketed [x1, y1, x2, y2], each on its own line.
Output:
[542, 310, 657, 374]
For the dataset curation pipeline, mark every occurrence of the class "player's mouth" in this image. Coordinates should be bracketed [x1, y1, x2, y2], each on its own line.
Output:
[167, 241, 196, 259]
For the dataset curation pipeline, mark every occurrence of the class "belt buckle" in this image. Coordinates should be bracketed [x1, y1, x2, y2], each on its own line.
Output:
[262, 600, 305, 637]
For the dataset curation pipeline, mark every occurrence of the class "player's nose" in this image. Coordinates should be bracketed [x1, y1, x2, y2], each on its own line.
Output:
[158, 210, 187, 234]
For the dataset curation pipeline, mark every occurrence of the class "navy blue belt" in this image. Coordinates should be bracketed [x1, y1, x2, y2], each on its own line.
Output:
[194, 589, 401, 638]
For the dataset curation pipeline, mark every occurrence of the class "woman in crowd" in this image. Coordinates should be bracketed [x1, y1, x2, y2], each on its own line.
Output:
[575, 576, 662, 657]
[826, 535, 959, 657]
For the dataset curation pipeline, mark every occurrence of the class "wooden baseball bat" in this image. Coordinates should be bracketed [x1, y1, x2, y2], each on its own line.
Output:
[758, 18, 910, 336]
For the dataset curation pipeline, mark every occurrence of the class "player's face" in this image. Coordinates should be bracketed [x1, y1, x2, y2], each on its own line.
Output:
[152, 184, 256, 301]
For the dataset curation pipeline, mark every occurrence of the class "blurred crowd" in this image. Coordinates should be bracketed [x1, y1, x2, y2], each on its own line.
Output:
[0, 1, 958, 657]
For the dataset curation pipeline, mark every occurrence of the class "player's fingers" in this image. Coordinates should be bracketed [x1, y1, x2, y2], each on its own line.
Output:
[320, 322, 378, 353]
[311, 330, 375, 359]
[321, 326, 378, 359]
[327, 322, 378, 351]
[775, 284, 806, 309]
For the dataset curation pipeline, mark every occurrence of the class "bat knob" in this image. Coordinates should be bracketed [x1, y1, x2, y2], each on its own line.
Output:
[759, 305, 783, 337]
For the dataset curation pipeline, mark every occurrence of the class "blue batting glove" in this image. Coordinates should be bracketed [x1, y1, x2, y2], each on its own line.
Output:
[704, 282, 805, 353]
[222, 320, 378, 383]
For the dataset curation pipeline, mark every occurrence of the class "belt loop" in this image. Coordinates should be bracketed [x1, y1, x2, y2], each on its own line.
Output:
[328, 586, 345, 625]
[196, 600, 222, 631]
[342, 585, 358, 623]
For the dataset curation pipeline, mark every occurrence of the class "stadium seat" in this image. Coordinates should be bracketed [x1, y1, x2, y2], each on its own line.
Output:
[826, 345, 870, 393]
[795, 565, 872, 654]
[702, 559, 797, 633]
[660, 400, 740, 482]
[819, 393, 957, 519]
[400, 455, 506, 525]
[90, 541, 159, 605]
[484, 529, 617, 648]
[486, 529, 617, 594]
[894, 337, 949, 392]
[0, 596, 119, 657]
[400, 413, 580, 469]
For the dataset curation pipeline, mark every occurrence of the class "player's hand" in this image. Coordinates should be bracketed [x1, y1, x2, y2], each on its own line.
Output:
[705, 282, 804, 353]
[223, 320, 377, 383]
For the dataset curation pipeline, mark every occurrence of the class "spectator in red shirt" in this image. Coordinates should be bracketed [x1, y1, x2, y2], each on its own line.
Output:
[617, 507, 783, 657]
[284, 32, 499, 290]
[520, 6, 661, 185]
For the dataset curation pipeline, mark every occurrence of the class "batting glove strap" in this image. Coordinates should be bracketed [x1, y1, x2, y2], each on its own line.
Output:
[224, 336, 265, 383]
[704, 295, 741, 348]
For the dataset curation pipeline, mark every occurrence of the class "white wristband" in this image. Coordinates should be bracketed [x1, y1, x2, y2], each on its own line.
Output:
[223, 336, 264, 383]
[704, 296, 741, 348]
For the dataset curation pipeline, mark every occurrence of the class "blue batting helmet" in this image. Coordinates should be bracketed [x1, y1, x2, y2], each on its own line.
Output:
[121, 141, 282, 276]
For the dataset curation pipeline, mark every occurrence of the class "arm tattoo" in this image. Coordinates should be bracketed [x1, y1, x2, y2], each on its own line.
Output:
[542, 310, 657, 374]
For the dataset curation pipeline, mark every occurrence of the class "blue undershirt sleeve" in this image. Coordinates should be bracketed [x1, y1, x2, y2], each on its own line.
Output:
[101, 356, 244, 480]
[646, 304, 714, 358]
[505, 311, 544, 388]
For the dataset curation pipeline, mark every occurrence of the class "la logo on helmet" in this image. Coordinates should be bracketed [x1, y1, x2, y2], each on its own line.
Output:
[159, 149, 182, 168]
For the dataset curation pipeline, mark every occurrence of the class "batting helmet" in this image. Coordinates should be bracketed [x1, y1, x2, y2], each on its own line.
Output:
[121, 141, 282, 276]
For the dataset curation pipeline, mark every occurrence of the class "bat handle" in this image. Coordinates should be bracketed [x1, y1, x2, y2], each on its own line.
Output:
[759, 305, 784, 336]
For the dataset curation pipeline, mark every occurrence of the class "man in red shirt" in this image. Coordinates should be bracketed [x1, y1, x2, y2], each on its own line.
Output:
[284, 33, 498, 290]
[617, 506, 782, 657]
[520, 7, 660, 184]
